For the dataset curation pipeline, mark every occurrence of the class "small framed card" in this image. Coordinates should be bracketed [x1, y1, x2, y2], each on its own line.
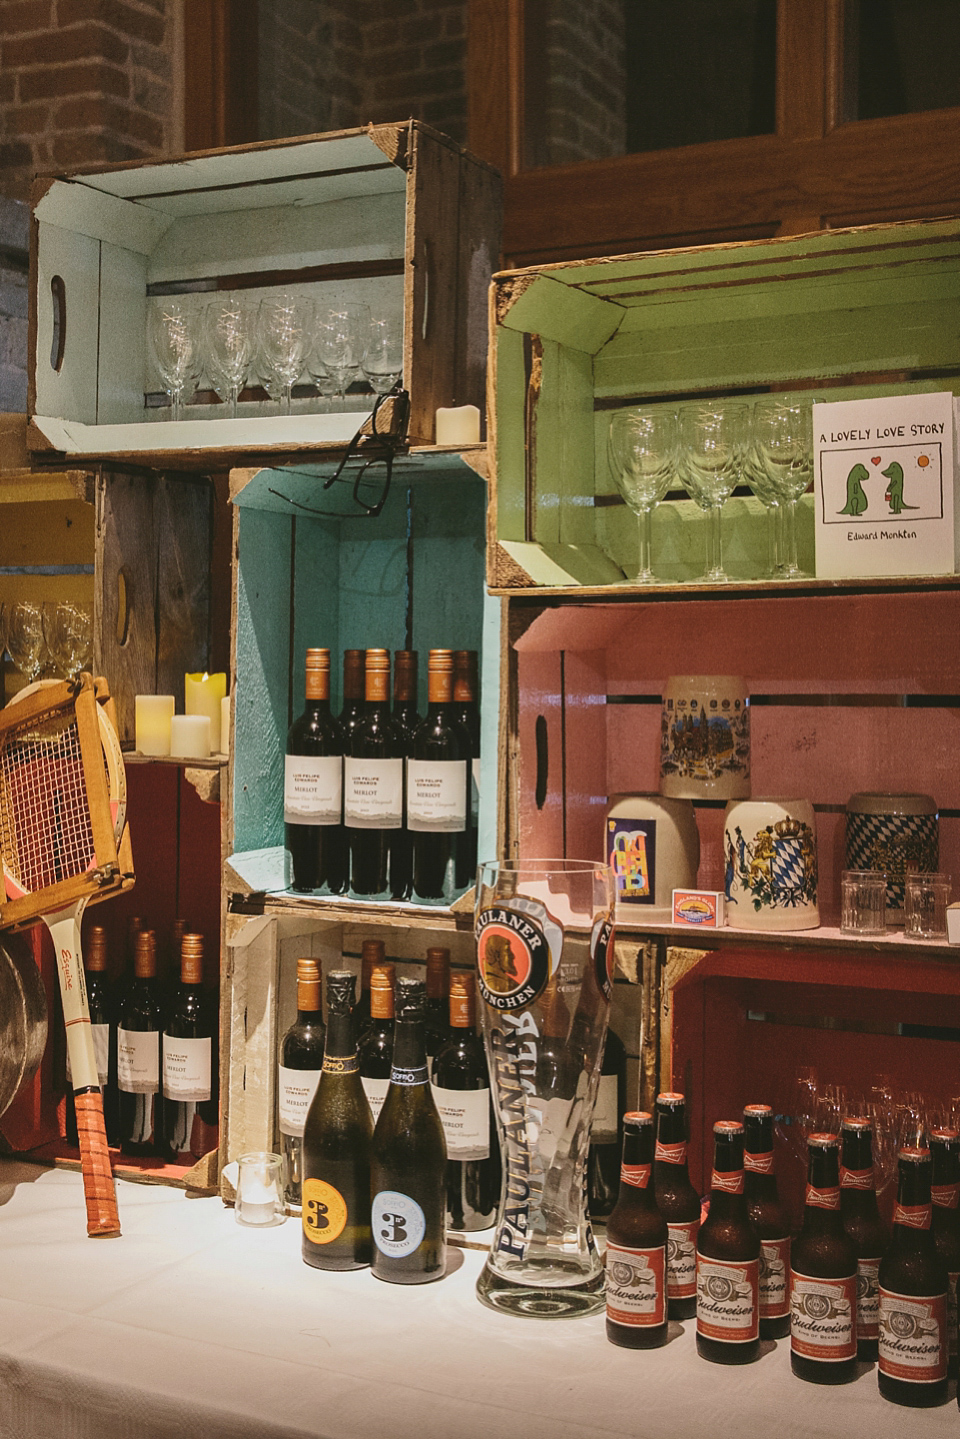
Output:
[813, 391, 956, 579]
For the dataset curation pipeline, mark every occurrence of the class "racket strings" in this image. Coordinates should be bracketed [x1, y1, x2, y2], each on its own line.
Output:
[0, 713, 96, 895]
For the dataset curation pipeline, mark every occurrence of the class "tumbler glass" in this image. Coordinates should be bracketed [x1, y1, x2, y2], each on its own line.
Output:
[903, 871, 951, 938]
[840, 869, 888, 935]
[235, 1151, 286, 1227]
[474, 858, 615, 1318]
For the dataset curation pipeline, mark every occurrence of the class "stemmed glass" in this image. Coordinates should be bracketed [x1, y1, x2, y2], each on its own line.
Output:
[203, 297, 255, 418]
[4, 601, 47, 683]
[751, 398, 814, 578]
[607, 405, 678, 585]
[256, 293, 315, 415]
[361, 316, 403, 394]
[148, 299, 203, 421]
[314, 302, 371, 400]
[679, 401, 749, 583]
[42, 601, 93, 680]
[743, 415, 784, 578]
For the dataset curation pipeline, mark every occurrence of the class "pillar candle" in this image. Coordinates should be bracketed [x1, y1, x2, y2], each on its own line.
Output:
[170, 714, 211, 759]
[134, 695, 175, 756]
[185, 671, 226, 753]
[435, 404, 480, 446]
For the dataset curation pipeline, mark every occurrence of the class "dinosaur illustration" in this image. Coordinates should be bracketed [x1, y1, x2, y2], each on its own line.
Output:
[839, 462, 870, 516]
[882, 460, 918, 515]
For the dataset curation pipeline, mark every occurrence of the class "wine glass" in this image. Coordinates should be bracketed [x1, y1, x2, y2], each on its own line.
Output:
[743, 408, 784, 578]
[42, 601, 93, 680]
[148, 299, 203, 421]
[5, 600, 47, 682]
[751, 397, 814, 578]
[361, 316, 403, 394]
[607, 405, 678, 584]
[314, 302, 371, 400]
[203, 297, 254, 418]
[679, 401, 749, 583]
[256, 292, 315, 415]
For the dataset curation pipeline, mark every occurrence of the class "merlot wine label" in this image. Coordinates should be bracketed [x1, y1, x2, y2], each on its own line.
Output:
[406, 758, 467, 832]
[666, 1219, 698, 1299]
[590, 912, 615, 1002]
[162, 1034, 212, 1102]
[475, 903, 552, 1011]
[879, 1288, 947, 1383]
[805, 1184, 841, 1209]
[696, 1256, 760, 1342]
[117, 1027, 159, 1094]
[711, 1169, 745, 1195]
[283, 754, 342, 825]
[759, 1236, 791, 1319]
[591, 1071, 618, 1142]
[372, 1190, 426, 1258]
[361, 1075, 390, 1124]
[840, 1165, 875, 1190]
[893, 1202, 932, 1229]
[655, 1139, 686, 1165]
[66, 1022, 109, 1086]
[790, 1272, 857, 1361]
[620, 1163, 652, 1189]
[302, 1178, 348, 1245]
[857, 1257, 882, 1342]
[343, 758, 403, 828]
[606, 1243, 666, 1327]
[744, 1150, 774, 1174]
[432, 1085, 490, 1159]
[278, 1064, 322, 1137]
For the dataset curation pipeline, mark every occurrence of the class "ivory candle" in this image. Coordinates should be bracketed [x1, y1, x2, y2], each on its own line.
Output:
[220, 694, 231, 757]
[134, 695, 175, 756]
[435, 404, 480, 446]
[170, 714, 211, 759]
[185, 671, 226, 753]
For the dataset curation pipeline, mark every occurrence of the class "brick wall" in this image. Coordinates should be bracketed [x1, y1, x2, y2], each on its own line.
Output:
[362, 0, 466, 143]
[539, 0, 626, 167]
[258, 0, 362, 141]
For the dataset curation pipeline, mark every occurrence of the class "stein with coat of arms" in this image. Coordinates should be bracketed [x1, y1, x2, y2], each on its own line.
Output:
[474, 859, 615, 1318]
[723, 797, 820, 930]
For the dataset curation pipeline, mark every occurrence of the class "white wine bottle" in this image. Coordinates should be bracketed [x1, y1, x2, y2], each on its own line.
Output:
[431, 972, 499, 1232]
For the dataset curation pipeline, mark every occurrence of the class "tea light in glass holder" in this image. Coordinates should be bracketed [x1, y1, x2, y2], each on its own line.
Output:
[134, 695, 175, 756]
[235, 1151, 285, 1227]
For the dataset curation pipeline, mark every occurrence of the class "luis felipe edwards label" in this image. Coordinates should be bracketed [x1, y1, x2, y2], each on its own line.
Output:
[475, 897, 559, 1011]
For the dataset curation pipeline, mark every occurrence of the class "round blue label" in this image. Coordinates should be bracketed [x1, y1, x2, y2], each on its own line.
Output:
[372, 1190, 426, 1258]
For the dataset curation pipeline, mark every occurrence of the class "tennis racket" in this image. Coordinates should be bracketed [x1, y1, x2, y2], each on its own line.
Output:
[0, 675, 125, 1235]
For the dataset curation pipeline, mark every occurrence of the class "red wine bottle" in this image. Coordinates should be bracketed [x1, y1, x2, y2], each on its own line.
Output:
[389, 650, 419, 900]
[452, 649, 480, 890]
[345, 649, 404, 898]
[432, 972, 499, 1231]
[409, 649, 468, 903]
[66, 925, 115, 1146]
[162, 933, 218, 1162]
[285, 647, 346, 895]
[278, 957, 326, 1206]
[358, 962, 395, 1126]
[118, 929, 162, 1157]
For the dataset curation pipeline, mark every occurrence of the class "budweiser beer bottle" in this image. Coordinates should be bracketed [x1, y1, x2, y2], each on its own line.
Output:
[605, 1111, 668, 1349]
[743, 1103, 791, 1339]
[929, 1128, 960, 1379]
[791, 1132, 857, 1384]
[878, 1146, 949, 1406]
[654, 1092, 700, 1321]
[839, 1115, 887, 1363]
[696, 1120, 760, 1364]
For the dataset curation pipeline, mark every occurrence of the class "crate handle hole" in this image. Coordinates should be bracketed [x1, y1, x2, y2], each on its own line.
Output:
[115, 567, 131, 646]
[50, 276, 66, 373]
[535, 714, 548, 810]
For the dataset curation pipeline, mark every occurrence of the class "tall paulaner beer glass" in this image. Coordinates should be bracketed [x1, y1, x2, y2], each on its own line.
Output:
[474, 859, 615, 1317]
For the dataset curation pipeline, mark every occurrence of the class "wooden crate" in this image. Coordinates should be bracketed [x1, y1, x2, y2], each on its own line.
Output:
[487, 217, 960, 592]
[28, 123, 501, 466]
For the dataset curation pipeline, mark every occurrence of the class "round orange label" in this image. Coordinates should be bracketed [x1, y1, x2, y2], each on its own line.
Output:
[302, 1178, 348, 1245]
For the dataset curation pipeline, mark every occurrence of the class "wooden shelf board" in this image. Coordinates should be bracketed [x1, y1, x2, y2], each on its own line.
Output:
[618, 914, 959, 958]
[123, 752, 226, 768]
[24, 1140, 199, 1189]
[228, 889, 473, 931]
[493, 572, 960, 602]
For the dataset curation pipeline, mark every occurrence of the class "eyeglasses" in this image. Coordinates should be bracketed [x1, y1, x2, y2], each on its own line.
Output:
[268, 385, 410, 519]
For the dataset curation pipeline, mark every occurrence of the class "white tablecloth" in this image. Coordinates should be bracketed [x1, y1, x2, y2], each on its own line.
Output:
[0, 1159, 955, 1439]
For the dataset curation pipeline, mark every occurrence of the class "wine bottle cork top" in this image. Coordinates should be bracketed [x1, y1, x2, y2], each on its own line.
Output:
[370, 963, 396, 1019]
[134, 929, 156, 978]
[296, 957, 321, 1011]
[425, 946, 450, 997]
[86, 925, 107, 972]
[327, 969, 357, 1014]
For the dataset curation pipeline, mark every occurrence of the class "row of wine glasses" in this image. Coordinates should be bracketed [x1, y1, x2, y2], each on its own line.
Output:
[148, 294, 403, 419]
[0, 600, 93, 684]
[607, 396, 814, 585]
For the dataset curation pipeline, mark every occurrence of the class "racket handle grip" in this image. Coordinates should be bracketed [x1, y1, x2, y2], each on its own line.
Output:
[75, 1092, 121, 1236]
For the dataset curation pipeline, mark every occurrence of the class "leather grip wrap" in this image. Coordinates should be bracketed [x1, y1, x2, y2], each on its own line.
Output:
[75, 1092, 121, 1236]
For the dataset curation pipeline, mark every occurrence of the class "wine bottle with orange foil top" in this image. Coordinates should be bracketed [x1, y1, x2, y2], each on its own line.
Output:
[284, 647, 346, 894]
[354, 937, 385, 1040]
[389, 650, 419, 901]
[358, 963, 395, 1126]
[743, 1104, 791, 1340]
[278, 957, 326, 1206]
[879, 1146, 948, 1406]
[696, 1120, 760, 1364]
[162, 933, 218, 1162]
[346, 649, 403, 898]
[929, 1128, 960, 1377]
[791, 1132, 857, 1384]
[606, 1111, 668, 1349]
[840, 1115, 887, 1362]
[654, 1092, 700, 1320]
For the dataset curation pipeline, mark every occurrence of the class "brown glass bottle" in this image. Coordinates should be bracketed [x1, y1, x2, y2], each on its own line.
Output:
[879, 1146, 949, 1406]
[354, 938, 385, 1040]
[929, 1128, 960, 1378]
[791, 1133, 857, 1384]
[696, 1120, 760, 1364]
[338, 649, 366, 743]
[452, 649, 480, 890]
[389, 650, 419, 900]
[606, 1111, 668, 1349]
[840, 1115, 888, 1362]
[743, 1103, 791, 1339]
[654, 1092, 700, 1320]
[278, 957, 326, 1206]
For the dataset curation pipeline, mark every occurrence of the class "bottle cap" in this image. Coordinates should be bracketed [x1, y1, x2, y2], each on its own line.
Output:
[930, 1128, 960, 1143]
[841, 1115, 873, 1132]
[395, 974, 427, 1021]
[624, 1111, 653, 1128]
[365, 648, 390, 702]
[808, 1131, 839, 1148]
[327, 969, 357, 1014]
[297, 957, 321, 983]
[181, 933, 204, 984]
[86, 925, 107, 972]
[134, 928, 156, 978]
[305, 648, 330, 671]
[305, 648, 330, 699]
[743, 1103, 772, 1116]
[714, 1120, 744, 1137]
[656, 1091, 685, 1108]
[899, 1145, 931, 1163]
[366, 649, 390, 670]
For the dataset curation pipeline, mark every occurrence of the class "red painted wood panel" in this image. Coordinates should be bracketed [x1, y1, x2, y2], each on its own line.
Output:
[0, 927, 61, 1151]
[176, 770, 222, 988]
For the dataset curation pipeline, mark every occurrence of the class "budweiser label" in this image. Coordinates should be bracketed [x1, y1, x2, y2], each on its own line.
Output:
[790, 1271, 857, 1361]
[840, 1165, 874, 1190]
[606, 1243, 666, 1328]
[620, 1163, 652, 1189]
[696, 1256, 759, 1343]
[805, 1184, 841, 1210]
[931, 1183, 960, 1210]
[744, 1150, 774, 1175]
[655, 1139, 686, 1165]
[666, 1219, 698, 1300]
[759, 1236, 791, 1319]
[893, 1202, 932, 1230]
[879, 1289, 947, 1383]
[856, 1258, 882, 1342]
[711, 1168, 745, 1195]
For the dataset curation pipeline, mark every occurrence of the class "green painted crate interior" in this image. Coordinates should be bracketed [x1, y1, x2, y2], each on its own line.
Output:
[490, 218, 960, 590]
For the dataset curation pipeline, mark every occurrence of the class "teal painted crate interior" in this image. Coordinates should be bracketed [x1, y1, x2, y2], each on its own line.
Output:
[232, 457, 488, 867]
[491, 218, 960, 590]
